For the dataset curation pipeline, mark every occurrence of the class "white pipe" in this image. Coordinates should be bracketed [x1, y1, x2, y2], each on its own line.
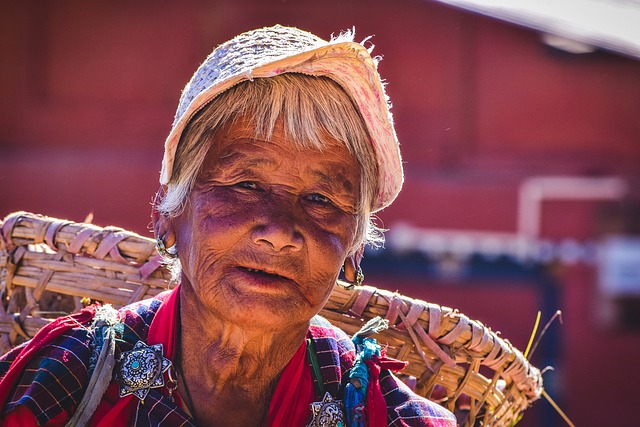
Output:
[385, 176, 629, 264]
[517, 176, 628, 240]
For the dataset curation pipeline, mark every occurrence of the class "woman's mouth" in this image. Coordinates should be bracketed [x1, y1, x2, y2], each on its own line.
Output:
[236, 266, 295, 290]
[241, 267, 286, 278]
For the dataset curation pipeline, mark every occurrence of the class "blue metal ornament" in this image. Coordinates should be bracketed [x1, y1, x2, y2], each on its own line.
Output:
[117, 341, 173, 403]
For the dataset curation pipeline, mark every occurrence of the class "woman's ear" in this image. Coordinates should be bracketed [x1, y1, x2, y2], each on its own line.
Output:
[343, 244, 365, 283]
[151, 186, 176, 248]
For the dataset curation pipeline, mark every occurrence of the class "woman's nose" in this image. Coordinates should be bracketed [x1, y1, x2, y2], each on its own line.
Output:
[251, 212, 303, 253]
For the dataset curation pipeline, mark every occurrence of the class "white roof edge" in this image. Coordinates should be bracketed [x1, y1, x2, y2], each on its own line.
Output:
[434, 0, 640, 59]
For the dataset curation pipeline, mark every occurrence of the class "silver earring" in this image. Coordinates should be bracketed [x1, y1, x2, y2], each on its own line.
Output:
[156, 236, 177, 258]
[342, 266, 364, 290]
[354, 266, 364, 287]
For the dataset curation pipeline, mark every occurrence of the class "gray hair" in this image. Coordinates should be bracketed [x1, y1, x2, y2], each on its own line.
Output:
[157, 73, 384, 259]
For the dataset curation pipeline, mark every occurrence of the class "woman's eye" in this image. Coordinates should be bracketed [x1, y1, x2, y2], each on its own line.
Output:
[237, 181, 259, 190]
[306, 193, 332, 205]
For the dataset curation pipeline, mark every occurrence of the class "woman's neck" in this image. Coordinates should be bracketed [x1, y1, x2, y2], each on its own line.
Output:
[177, 283, 309, 426]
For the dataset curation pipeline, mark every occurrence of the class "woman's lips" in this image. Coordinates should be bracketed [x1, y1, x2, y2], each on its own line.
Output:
[235, 266, 296, 291]
[240, 266, 288, 279]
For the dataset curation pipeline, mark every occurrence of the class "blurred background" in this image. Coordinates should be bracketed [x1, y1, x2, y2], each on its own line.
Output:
[1, 0, 639, 425]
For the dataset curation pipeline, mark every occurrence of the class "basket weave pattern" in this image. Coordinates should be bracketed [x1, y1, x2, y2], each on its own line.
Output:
[0, 212, 542, 426]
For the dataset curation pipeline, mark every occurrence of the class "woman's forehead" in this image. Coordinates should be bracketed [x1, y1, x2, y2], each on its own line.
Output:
[207, 135, 356, 174]
[199, 123, 359, 189]
[222, 114, 343, 148]
[209, 117, 354, 163]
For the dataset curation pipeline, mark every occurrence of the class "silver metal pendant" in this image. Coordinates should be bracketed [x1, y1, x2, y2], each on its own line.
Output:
[117, 341, 173, 403]
[307, 392, 346, 427]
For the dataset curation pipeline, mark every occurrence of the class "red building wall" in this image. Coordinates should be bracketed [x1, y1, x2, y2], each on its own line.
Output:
[1, 1, 639, 425]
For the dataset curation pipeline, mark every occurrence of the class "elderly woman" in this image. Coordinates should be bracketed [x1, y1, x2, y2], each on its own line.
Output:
[0, 26, 456, 427]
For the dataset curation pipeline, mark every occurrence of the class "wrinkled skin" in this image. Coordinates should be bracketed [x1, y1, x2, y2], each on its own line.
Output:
[173, 121, 360, 327]
[154, 119, 362, 426]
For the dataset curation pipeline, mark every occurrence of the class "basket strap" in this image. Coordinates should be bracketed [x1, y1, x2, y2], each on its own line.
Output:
[34, 218, 49, 245]
[503, 351, 527, 378]
[140, 254, 164, 279]
[44, 219, 72, 250]
[485, 339, 511, 370]
[10, 314, 30, 339]
[1, 212, 23, 249]
[400, 300, 425, 328]
[390, 298, 456, 368]
[4, 246, 27, 296]
[94, 229, 128, 263]
[68, 228, 96, 254]
[439, 314, 469, 345]
[412, 321, 456, 368]
[382, 293, 403, 326]
[428, 305, 441, 338]
[468, 322, 490, 352]
[349, 286, 376, 317]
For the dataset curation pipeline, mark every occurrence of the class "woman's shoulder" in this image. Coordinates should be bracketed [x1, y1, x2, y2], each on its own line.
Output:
[0, 291, 172, 425]
[380, 370, 457, 427]
[310, 314, 356, 368]
[115, 290, 171, 343]
[310, 315, 354, 348]
[309, 315, 457, 427]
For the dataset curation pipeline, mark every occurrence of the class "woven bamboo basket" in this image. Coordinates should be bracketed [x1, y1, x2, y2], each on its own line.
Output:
[0, 211, 542, 426]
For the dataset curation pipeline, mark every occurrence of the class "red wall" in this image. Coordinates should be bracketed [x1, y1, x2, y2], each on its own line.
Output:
[1, 1, 639, 425]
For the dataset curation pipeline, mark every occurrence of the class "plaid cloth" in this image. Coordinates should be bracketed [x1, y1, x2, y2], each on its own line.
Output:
[308, 317, 456, 427]
[0, 291, 455, 426]
[0, 312, 96, 425]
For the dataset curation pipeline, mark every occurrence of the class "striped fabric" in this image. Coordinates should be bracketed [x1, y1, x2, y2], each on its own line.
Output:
[381, 371, 457, 427]
[0, 292, 455, 426]
[0, 322, 94, 425]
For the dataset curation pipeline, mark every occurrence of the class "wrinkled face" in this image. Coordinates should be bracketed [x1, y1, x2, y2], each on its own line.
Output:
[172, 120, 361, 327]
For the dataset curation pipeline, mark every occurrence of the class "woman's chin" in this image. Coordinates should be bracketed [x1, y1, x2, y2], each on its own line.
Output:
[207, 279, 315, 327]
